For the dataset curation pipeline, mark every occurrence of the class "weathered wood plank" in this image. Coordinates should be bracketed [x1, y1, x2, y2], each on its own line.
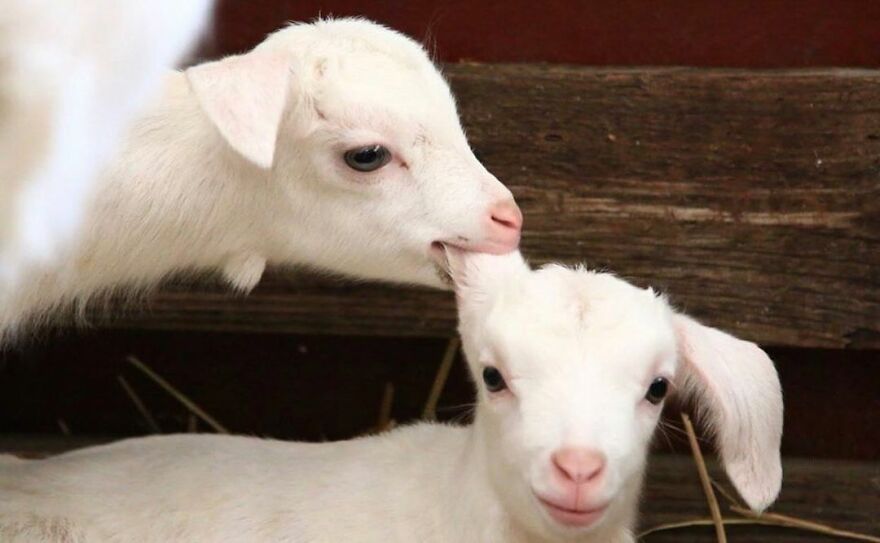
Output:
[640, 455, 880, 542]
[89, 67, 880, 348]
[1, 437, 876, 541]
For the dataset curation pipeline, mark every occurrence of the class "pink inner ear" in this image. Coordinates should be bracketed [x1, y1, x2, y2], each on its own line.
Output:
[186, 51, 291, 169]
[673, 314, 784, 512]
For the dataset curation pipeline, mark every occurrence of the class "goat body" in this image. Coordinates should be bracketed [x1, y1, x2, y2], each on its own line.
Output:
[0, 251, 783, 543]
[0, 429, 632, 543]
[0, 19, 521, 341]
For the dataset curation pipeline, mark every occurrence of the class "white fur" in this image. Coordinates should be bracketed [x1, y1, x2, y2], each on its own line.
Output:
[0, 0, 213, 280]
[0, 251, 783, 542]
[0, 18, 519, 340]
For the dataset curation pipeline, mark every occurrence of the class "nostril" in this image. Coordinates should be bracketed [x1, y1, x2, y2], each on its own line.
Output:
[488, 199, 523, 232]
[552, 448, 606, 484]
[491, 214, 518, 230]
[492, 216, 513, 228]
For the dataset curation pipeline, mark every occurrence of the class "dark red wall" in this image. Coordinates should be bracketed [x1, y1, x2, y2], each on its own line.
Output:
[198, 0, 880, 67]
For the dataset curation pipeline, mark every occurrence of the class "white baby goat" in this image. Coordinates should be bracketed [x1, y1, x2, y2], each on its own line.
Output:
[0, 250, 783, 543]
[0, 19, 521, 340]
[0, 0, 213, 279]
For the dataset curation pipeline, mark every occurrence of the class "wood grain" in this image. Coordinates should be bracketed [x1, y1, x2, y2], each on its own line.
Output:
[88, 66, 880, 348]
[640, 455, 880, 542]
[1, 436, 876, 541]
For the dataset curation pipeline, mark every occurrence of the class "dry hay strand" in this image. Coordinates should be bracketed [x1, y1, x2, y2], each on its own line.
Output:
[187, 414, 198, 433]
[422, 337, 459, 420]
[681, 413, 727, 543]
[640, 515, 880, 542]
[377, 381, 396, 432]
[117, 374, 161, 434]
[638, 412, 880, 542]
[126, 355, 228, 434]
[728, 506, 880, 543]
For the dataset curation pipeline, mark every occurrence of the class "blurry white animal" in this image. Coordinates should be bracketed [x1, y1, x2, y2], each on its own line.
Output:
[0, 18, 522, 340]
[0, 249, 783, 542]
[0, 0, 213, 281]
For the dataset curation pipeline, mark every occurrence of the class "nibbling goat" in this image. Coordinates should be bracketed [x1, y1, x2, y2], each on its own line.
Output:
[0, 249, 783, 543]
[0, 19, 521, 340]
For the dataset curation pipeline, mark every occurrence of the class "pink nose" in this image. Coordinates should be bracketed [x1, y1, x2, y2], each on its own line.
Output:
[551, 448, 606, 485]
[483, 198, 522, 254]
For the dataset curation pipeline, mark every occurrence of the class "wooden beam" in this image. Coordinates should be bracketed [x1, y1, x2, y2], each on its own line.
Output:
[88, 66, 880, 348]
[640, 455, 880, 542]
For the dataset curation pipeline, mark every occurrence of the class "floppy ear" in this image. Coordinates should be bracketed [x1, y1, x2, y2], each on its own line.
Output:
[673, 314, 783, 512]
[186, 50, 291, 169]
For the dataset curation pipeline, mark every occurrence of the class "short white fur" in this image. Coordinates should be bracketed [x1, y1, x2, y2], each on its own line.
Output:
[0, 250, 784, 542]
[0, 18, 518, 340]
[0, 0, 213, 279]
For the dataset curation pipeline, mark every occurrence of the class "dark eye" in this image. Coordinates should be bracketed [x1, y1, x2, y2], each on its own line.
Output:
[645, 377, 669, 405]
[482, 366, 507, 393]
[343, 145, 391, 172]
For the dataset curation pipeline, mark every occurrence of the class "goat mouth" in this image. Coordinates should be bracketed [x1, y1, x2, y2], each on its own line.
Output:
[428, 241, 448, 262]
[428, 237, 483, 258]
[436, 238, 517, 256]
[536, 495, 609, 529]
[426, 242, 451, 287]
[430, 239, 477, 264]
[428, 241, 458, 286]
[430, 237, 471, 253]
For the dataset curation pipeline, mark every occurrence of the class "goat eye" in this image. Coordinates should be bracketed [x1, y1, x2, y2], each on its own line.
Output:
[645, 377, 669, 405]
[343, 145, 391, 172]
[482, 366, 507, 393]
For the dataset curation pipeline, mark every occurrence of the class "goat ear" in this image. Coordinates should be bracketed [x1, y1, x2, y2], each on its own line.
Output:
[673, 314, 783, 512]
[186, 50, 291, 169]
